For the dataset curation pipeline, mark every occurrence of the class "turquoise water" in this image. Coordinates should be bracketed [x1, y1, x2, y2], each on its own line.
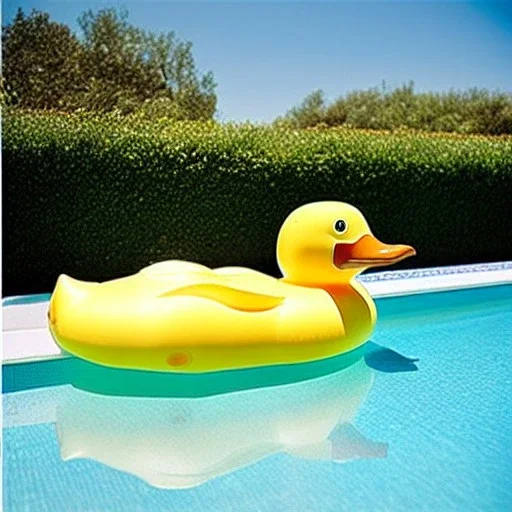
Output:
[2, 293, 52, 306]
[3, 285, 512, 511]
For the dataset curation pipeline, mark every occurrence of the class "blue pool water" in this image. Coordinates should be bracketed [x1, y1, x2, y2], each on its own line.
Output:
[3, 285, 512, 511]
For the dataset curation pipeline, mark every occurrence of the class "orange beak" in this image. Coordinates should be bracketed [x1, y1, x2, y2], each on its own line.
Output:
[334, 234, 416, 268]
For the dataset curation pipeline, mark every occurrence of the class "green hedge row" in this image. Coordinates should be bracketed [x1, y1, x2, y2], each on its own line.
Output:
[3, 112, 512, 295]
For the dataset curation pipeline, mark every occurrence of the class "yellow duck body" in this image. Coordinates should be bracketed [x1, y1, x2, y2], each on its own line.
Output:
[49, 202, 415, 372]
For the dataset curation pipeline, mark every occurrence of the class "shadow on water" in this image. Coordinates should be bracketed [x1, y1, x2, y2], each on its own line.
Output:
[364, 342, 419, 373]
[3, 342, 418, 398]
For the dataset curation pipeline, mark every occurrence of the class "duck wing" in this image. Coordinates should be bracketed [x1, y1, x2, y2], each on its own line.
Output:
[158, 283, 284, 312]
[143, 260, 285, 312]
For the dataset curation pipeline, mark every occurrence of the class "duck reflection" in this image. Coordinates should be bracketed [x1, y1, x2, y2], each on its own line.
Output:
[56, 344, 417, 489]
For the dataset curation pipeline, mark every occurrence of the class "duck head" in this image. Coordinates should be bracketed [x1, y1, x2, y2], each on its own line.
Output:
[277, 201, 415, 285]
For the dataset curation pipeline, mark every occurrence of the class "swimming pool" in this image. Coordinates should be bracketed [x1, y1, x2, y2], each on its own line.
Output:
[3, 279, 512, 510]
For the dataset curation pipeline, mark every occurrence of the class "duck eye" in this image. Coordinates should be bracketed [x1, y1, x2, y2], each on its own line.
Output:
[334, 219, 348, 234]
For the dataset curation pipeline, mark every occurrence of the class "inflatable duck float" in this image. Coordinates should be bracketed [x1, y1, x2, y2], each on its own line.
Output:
[48, 201, 415, 372]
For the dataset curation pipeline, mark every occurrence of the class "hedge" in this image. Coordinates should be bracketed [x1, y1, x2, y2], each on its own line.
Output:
[3, 111, 512, 295]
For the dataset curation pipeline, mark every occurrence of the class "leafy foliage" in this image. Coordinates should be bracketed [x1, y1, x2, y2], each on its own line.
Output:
[2, 8, 216, 119]
[2, 9, 84, 110]
[279, 82, 512, 135]
[3, 111, 511, 295]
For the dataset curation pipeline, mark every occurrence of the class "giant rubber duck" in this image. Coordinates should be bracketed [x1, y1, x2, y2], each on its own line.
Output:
[48, 202, 415, 372]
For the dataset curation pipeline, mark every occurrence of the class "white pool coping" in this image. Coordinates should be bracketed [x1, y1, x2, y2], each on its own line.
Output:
[2, 261, 511, 365]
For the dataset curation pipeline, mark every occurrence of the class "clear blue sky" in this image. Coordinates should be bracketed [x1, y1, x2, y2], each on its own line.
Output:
[2, 1, 511, 122]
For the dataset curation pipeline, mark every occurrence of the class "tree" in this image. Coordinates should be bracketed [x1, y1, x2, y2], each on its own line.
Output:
[278, 83, 512, 135]
[278, 90, 326, 128]
[74, 8, 162, 111]
[2, 7, 217, 119]
[2, 8, 84, 109]
[76, 7, 217, 118]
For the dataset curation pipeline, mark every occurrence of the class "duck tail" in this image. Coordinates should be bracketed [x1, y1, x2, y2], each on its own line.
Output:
[48, 274, 92, 327]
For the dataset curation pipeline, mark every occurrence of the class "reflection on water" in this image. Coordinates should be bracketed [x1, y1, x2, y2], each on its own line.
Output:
[54, 345, 416, 489]
[2, 342, 418, 490]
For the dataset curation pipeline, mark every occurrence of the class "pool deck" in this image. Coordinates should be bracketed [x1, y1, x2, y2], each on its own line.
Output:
[2, 261, 511, 365]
